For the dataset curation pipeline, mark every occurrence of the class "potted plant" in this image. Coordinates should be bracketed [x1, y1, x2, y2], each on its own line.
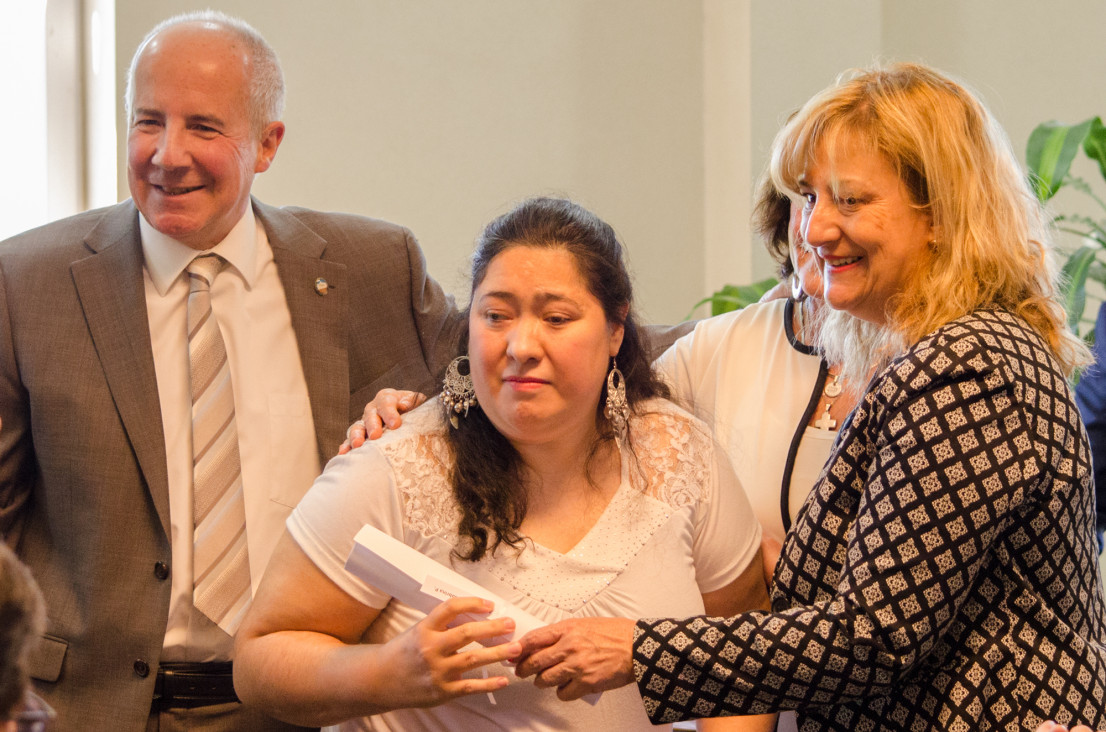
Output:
[688, 277, 779, 319]
[1026, 116, 1106, 338]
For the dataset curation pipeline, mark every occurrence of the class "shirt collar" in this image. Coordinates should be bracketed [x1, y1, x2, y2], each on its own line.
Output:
[139, 205, 262, 295]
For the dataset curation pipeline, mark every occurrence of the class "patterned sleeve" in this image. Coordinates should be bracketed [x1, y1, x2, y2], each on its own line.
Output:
[631, 323, 1058, 723]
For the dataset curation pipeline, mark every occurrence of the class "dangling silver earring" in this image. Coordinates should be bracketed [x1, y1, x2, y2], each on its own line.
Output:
[604, 358, 629, 450]
[441, 356, 477, 429]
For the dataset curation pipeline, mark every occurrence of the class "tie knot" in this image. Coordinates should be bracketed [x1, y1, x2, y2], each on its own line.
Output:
[187, 254, 225, 291]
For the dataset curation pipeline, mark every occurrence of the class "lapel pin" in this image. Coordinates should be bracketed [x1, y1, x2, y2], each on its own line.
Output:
[314, 277, 330, 296]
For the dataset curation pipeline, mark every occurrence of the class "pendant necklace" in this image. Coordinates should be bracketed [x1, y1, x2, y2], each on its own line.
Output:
[814, 370, 843, 431]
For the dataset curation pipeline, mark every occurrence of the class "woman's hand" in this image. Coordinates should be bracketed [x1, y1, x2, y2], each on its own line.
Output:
[338, 389, 427, 454]
[386, 596, 521, 707]
[235, 534, 520, 725]
[1035, 722, 1093, 732]
[512, 617, 636, 701]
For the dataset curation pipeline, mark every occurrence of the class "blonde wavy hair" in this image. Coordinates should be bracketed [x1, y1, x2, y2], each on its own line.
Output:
[769, 62, 1089, 380]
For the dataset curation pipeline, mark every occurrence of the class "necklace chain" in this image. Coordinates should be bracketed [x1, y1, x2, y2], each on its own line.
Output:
[794, 300, 844, 431]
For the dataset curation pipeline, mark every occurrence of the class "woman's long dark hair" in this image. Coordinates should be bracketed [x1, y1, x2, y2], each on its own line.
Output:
[446, 197, 669, 561]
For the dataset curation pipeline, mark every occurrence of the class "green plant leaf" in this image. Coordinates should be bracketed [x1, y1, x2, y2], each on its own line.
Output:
[1060, 242, 1099, 330]
[1083, 117, 1106, 182]
[1026, 117, 1096, 201]
[687, 277, 779, 319]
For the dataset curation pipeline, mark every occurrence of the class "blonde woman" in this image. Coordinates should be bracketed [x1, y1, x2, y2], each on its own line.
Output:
[513, 63, 1106, 731]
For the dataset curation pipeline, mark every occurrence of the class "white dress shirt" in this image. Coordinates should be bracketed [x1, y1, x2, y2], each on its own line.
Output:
[141, 207, 321, 661]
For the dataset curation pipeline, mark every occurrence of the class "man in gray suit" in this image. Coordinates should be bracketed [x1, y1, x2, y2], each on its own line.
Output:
[0, 11, 462, 731]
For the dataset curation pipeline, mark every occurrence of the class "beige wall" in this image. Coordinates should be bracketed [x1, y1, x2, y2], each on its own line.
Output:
[113, 0, 1106, 322]
[115, 0, 707, 323]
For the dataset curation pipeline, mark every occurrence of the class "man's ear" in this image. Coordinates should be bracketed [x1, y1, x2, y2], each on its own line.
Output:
[254, 121, 286, 173]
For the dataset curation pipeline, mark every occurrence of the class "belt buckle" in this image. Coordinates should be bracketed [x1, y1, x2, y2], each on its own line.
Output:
[153, 662, 239, 709]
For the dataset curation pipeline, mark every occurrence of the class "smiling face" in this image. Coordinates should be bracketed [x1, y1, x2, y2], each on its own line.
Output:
[798, 136, 934, 324]
[126, 24, 284, 251]
[468, 245, 624, 450]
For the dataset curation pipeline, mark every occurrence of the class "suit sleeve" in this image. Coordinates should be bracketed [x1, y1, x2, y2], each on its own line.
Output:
[401, 230, 465, 383]
[0, 260, 36, 543]
[641, 321, 696, 362]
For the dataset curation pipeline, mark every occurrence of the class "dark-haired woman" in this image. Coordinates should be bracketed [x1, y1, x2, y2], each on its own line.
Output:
[233, 198, 772, 731]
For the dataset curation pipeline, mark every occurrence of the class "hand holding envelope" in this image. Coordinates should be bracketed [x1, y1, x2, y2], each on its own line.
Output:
[345, 525, 548, 642]
[381, 593, 520, 706]
[345, 525, 602, 705]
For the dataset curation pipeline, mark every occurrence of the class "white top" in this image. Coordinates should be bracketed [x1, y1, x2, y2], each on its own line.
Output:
[288, 398, 761, 731]
[654, 299, 833, 544]
[141, 207, 320, 660]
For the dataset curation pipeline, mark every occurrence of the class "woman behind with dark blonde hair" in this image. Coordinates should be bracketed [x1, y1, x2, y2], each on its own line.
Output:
[513, 63, 1106, 731]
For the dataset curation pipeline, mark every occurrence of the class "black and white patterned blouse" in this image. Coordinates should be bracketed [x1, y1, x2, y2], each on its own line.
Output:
[633, 310, 1106, 730]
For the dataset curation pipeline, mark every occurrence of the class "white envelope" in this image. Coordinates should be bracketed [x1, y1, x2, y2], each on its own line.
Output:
[345, 524, 546, 642]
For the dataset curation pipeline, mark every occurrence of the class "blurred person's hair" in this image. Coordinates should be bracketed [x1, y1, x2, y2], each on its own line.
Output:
[0, 543, 45, 722]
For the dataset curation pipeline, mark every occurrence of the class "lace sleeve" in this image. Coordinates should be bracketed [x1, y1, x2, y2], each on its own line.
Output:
[629, 402, 761, 593]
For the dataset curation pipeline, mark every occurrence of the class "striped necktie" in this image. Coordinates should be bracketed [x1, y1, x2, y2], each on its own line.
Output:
[187, 254, 250, 635]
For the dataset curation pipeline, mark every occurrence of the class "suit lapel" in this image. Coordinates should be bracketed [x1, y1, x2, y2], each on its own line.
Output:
[70, 203, 171, 538]
[255, 201, 349, 463]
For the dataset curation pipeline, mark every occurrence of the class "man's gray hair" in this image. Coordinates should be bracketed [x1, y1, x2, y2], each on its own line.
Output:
[124, 10, 285, 136]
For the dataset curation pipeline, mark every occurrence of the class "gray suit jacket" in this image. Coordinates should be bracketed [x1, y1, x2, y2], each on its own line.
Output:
[0, 199, 464, 731]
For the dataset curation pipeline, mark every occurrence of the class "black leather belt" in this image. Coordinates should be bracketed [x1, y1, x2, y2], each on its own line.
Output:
[152, 661, 240, 709]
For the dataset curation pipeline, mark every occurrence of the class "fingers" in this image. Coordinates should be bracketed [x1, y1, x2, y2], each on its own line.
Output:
[413, 597, 522, 699]
[451, 635, 523, 673]
[513, 618, 635, 700]
[425, 597, 519, 650]
[533, 659, 575, 690]
[1036, 722, 1093, 732]
[363, 408, 386, 441]
[440, 670, 511, 697]
[424, 596, 494, 630]
[337, 419, 367, 455]
[352, 390, 427, 443]
[555, 678, 594, 702]
[379, 394, 422, 430]
[511, 626, 566, 678]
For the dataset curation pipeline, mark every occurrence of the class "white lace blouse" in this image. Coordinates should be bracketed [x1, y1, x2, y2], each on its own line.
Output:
[287, 397, 762, 731]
